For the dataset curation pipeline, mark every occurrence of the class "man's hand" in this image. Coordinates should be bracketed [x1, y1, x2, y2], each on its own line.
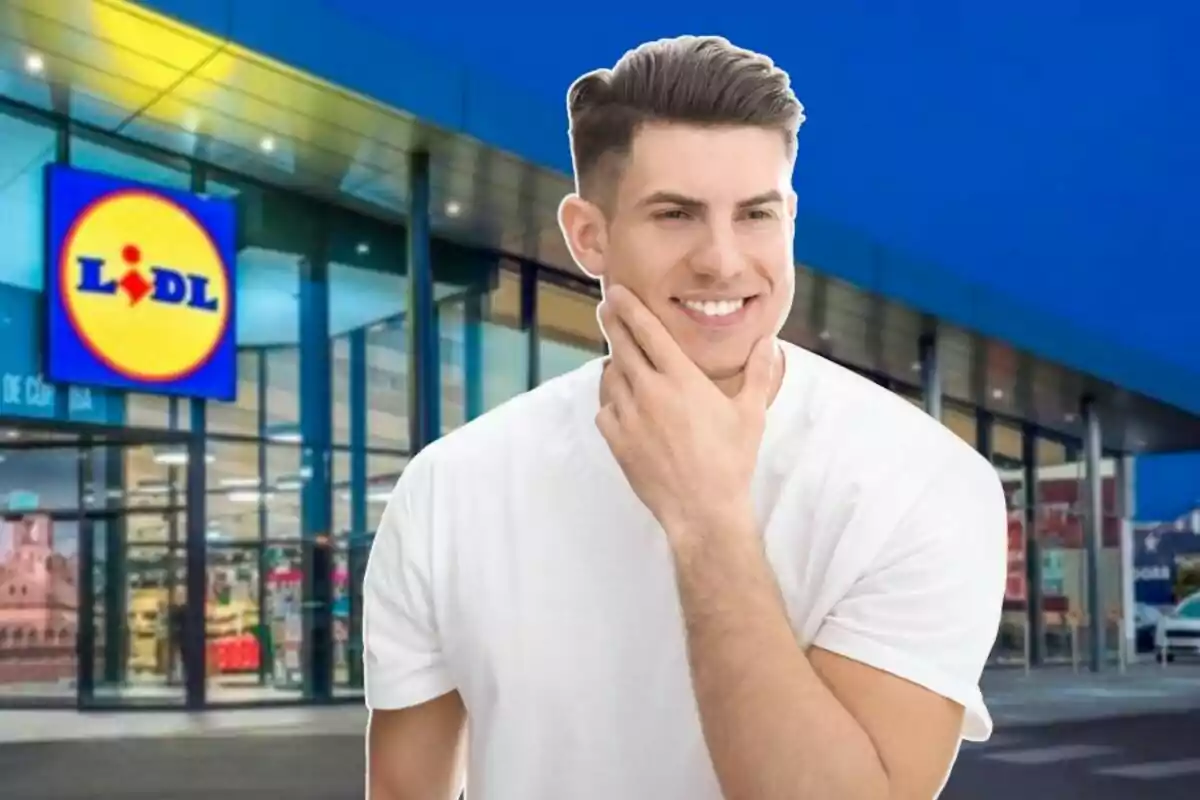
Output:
[595, 284, 776, 541]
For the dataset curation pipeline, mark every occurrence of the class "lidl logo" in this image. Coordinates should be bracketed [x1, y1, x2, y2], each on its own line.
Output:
[44, 165, 237, 401]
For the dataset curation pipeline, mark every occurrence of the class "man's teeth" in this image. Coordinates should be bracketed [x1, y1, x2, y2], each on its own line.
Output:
[681, 298, 745, 317]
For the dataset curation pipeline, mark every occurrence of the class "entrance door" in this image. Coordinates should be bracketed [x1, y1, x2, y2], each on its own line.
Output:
[0, 424, 203, 708]
[75, 433, 198, 708]
[0, 430, 96, 706]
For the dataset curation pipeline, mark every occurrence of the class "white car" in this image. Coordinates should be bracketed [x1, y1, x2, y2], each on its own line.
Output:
[1155, 590, 1200, 662]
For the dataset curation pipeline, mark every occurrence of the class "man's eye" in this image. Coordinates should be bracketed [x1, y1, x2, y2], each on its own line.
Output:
[744, 209, 775, 221]
[654, 209, 692, 221]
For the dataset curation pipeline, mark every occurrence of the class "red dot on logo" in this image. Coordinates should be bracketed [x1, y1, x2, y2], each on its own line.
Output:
[122, 245, 141, 265]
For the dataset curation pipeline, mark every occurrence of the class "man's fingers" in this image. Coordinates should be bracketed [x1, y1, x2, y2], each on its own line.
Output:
[738, 337, 778, 408]
[595, 403, 623, 451]
[599, 298, 654, 382]
[605, 285, 692, 377]
[602, 360, 636, 418]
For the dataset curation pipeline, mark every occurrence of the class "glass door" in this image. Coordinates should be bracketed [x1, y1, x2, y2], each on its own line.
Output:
[0, 434, 87, 706]
[76, 433, 195, 708]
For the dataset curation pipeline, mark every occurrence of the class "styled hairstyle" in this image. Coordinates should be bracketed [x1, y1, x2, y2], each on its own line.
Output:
[566, 35, 805, 203]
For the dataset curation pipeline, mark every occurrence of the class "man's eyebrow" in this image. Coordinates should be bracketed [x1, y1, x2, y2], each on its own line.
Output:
[636, 191, 706, 209]
[736, 190, 783, 208]
[635, 190, 784, 210]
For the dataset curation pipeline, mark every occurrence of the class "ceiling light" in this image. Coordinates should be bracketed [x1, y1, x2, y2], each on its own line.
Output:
[818, 330, 831, 341]
[991, 388, 1004, 400]
[445, 200, 462, 217]
[356, 242, 370, 256]
[1064, 413, 1077, 423]
[259, 135, 276, 153]
[910, 361, 921, 372]
[24, 53, 44, 76]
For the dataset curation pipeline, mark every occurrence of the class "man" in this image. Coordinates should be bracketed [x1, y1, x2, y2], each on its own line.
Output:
[364, 35, 1007, 800]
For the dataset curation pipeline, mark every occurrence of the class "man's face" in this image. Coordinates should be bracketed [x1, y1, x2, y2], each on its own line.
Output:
[561, 123, 797, 382]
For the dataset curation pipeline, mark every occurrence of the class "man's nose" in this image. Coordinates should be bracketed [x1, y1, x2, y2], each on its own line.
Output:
[690, 221, 748, 280]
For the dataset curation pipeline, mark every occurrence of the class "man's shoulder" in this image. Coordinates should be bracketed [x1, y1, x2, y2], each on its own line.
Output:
[783, 343, 996, 488]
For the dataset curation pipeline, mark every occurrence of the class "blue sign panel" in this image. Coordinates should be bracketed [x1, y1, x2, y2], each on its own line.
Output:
[1134, 527, 1200, 606]
[44, 164, 238, 401]
[0, 282, 121, 425]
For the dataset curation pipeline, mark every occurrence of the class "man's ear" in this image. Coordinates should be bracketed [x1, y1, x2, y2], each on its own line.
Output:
[557, 193, 608, 279]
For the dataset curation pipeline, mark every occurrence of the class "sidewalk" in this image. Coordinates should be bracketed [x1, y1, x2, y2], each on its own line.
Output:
[982, 661, 1200, 726]
[2, 663, 1198, 745]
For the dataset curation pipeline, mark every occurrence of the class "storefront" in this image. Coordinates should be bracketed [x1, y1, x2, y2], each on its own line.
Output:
[0, 76, 608, 708]
[4, 0, 1200, 712]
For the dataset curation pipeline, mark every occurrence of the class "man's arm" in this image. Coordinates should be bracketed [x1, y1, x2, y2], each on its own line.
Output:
[670, 507, 968, 800]
[363, 456, 467, 799]
[367, 691, 467, 800]
[595, 287, 1005, 799]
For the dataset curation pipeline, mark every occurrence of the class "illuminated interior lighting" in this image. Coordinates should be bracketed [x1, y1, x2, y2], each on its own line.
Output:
[259, 135, 276, 153]
[991, 388, 1004, 400]
[219, 476, 260, 488]
[356, 242, 370, 256]
[24, 53, 45, 76]
[152, 449, 215, 465]
[445, 200, 462, 217]
[228, 489, 273, 503]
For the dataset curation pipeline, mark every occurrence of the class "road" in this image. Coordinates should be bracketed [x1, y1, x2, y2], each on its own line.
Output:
[2, 711, 1197, 799]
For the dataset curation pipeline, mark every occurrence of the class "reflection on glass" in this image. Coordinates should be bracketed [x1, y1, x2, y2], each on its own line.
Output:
[537, 279, 605, 383]
[0, 512, 78, 700]
[0, 109, 55, 291]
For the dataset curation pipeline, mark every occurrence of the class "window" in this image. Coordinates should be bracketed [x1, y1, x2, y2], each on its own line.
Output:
[0, 109, 55, 290]
[1177, 597, 1200, 620]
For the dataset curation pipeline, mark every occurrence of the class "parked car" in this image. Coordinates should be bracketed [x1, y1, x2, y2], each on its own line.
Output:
[1155, 590, 1200, 662]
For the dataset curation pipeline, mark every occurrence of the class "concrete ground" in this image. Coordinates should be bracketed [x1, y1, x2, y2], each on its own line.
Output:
[2, 663, 1198, 798]
[1, 711, 1197, 799]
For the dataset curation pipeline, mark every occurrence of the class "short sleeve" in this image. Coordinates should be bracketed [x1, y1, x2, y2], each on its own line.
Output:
[362, 463, 456, 710]
[811, 452, 1008, 742]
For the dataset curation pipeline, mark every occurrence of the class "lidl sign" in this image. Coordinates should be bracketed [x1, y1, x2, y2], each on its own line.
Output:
[44, 165, 237, 401]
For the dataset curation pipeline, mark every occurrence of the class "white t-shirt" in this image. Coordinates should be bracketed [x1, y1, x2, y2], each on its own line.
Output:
[363, 340, 1008, 800]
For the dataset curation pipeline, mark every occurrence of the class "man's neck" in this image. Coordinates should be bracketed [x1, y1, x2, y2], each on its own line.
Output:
[598, 343, 786, 407]
[711, 344, 786, 406]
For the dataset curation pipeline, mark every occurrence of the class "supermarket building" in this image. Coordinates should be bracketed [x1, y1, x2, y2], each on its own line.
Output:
[1, 0, 1199, 710]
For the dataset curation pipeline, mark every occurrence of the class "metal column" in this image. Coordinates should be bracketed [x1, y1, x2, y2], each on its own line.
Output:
[184, 400, 208, 709]
[347, 328, 368, 689]
[1081, 397, 1105, 672]
[1117, 455, 1137, 664]
[300, 228, 334, 701]
[520, 262, 540, 391]
[1022, 425, 1044, 665]
[918, 332, 942, 420]
[407, 151, 439, 452]
[463, 290, 484, 420]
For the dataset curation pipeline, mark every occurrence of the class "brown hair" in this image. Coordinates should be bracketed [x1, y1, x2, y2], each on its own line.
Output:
[566, 35, 805, 203]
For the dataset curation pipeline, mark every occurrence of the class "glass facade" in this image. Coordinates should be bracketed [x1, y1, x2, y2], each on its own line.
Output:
[0, 95, 1131, 710]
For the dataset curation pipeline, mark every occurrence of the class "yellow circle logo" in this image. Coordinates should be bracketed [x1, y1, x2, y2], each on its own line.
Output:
[59, 189, 231, 382]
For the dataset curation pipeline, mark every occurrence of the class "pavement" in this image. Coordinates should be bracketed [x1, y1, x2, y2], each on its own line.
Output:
[946, 711, 1200, 799]
[2, 662, 1199, 798]
[1, 711, 1197, 799]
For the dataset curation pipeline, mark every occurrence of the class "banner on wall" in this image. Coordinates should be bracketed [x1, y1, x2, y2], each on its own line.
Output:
[0, 282, 120, 424]
[1134, 524, 1200, 606]
[43, 164, 238, 401]
[1006, 511, 1027, 603]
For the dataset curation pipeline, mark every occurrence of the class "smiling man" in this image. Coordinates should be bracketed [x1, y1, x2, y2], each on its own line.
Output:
[364, 35, 1008, 800]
